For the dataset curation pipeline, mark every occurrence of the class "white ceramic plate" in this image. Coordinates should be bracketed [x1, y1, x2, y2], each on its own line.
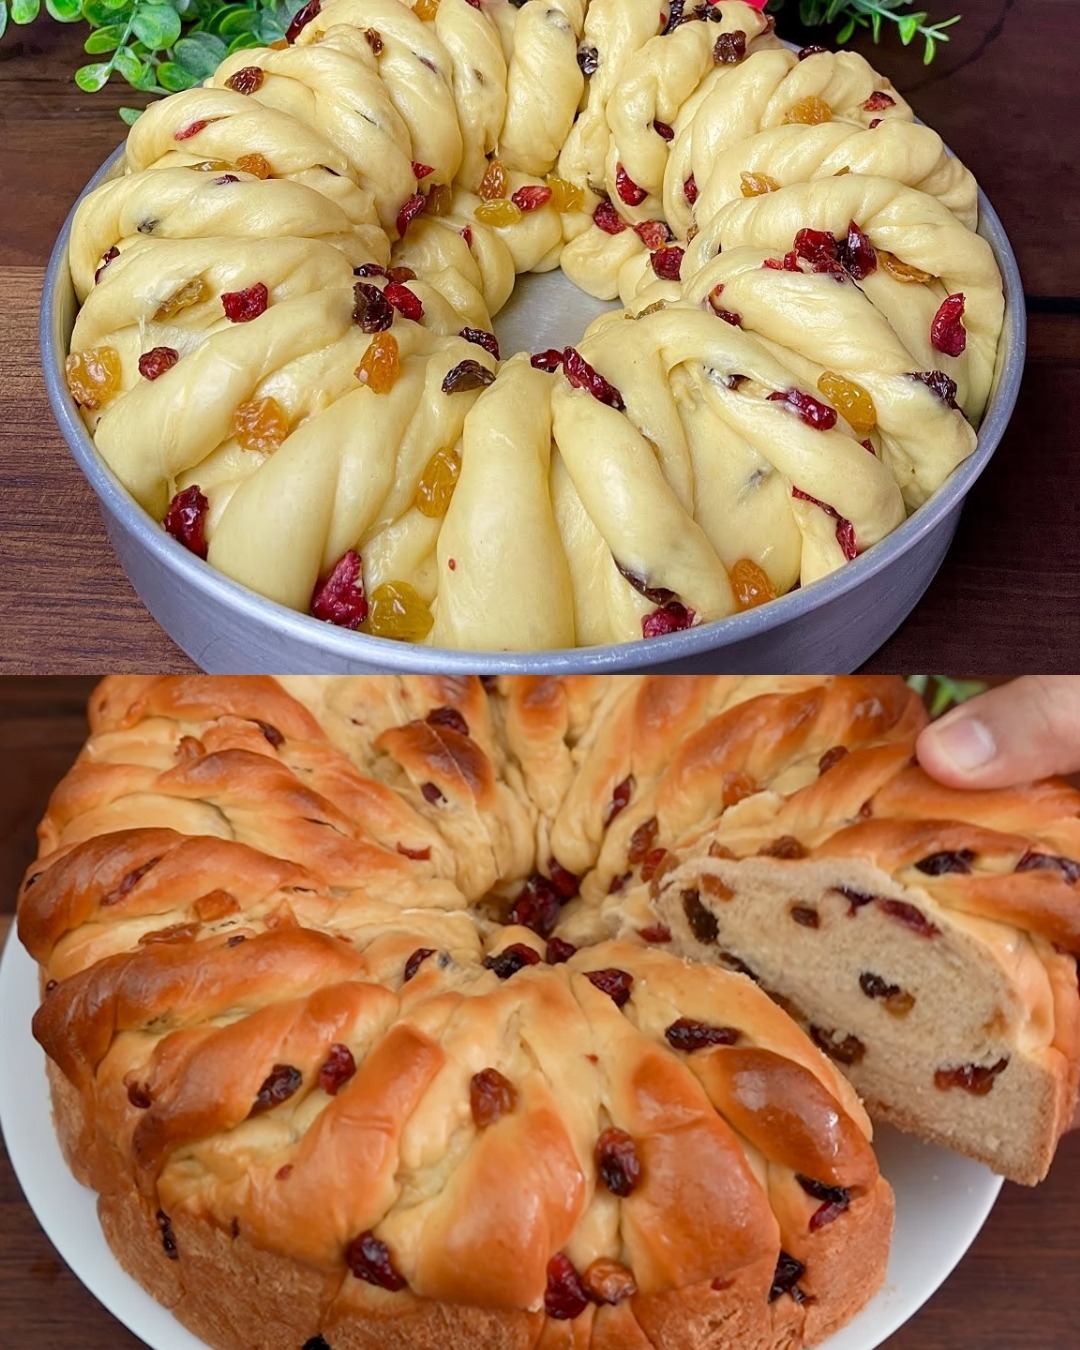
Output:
[0, 927, 1002, 1349]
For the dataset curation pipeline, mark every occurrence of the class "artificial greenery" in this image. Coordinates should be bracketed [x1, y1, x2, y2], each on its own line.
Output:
[906, 675, 987, 718]
[2, 0, 960, 120]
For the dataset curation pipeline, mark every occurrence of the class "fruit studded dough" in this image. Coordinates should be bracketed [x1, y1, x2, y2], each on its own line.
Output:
[65, 0, 1005, 649]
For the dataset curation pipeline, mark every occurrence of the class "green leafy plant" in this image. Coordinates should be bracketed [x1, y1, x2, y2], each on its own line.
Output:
[775, 0, 961, 65]
[906, 675, 987, 718]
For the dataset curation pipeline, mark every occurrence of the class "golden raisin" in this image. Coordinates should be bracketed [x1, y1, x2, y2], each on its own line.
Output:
[236, 152, 272, 179]
[355, 332, 400, 394]
[730, 558, 777, 611]
[478, 159, 508, 201]
[414, 445, 461, 518]
[425, 183, 453, 216]
[545, 173, 584, 212]
[413, 0, 439, 19]
[154, 277, 209, 321]
[740, 171, 781, 197]
[233, 395, 289, 451]
[65, 346, 122, 410]
[475, 199, 522, 226]
[194, 159, 235, 172]
[816, 371, 877, 435]
[879, 250, 935, 285]
[783, 96, 833, 125]
[363, 581, 434, 641]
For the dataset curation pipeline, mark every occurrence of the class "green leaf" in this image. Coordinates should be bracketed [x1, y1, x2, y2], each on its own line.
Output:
[203, 3, 236, 31]
[898, 14, 918, 42]
[157, 58, 198, 90]
[45, 0, 83, 19]
[11, 0, 40, 22]
[81, 0, 124, 23]
[83, 22, 127, 50]
[836, 16, 855, 41]
[254, 9, 284, 41]
[871, 11, 882, 40]
[923, 35, 936, 63]
[0, 3, 7, 39]
[131, 61, 163, 88]
[227, 30, 261, 51]
[113, 45, 144, 81]
[174, 30, 227, 76]
[119, 105, 144, 124]
[131, 2, 182, 48]
[217, 5, 255, 32]
[75, 61, 112, 91]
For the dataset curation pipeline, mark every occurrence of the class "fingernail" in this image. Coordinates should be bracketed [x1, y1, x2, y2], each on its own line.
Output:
[926, 715, 996, 772]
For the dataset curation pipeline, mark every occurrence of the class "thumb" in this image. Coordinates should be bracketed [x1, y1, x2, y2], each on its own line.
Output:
[915, 677, 1080, 789]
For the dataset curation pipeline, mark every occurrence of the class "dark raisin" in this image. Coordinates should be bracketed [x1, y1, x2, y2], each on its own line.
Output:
[346, 1231, 406, 1291]
[859, 971, 915, 1015]
[545, 1253, 589, 1319]
[664, 1018, 740, 1051]
[547, 857, 580, 898]
[163, 487, 209, 560]
[127, 1081, 152, 1109]
[458, 328, 500, 360]
[581, 1259, 637, 1305]
[484, 943, 542, 979]
[615, 560, 676, 605]
[595, 1127, 641, 1196]
[404, 947, 436, 981]
[934, 1058, 1008, 1095]
[231, 1218, 241, 1239]
[769, 1250, 806, 1303]
[562, 347, 625, 410]
[546, 937, 577, 964]
[157, 1210, 179, 1260]
[318, 1044, 356, 1096]
[44, 978, 58, 994]
[303, 1338, 332, 1350]
[915, 849, 974, 875]
[363, 26, 382, 52]
[398, 843, 431, 861]
[662, 0, 685, 33]
[790, 905, 820, 928]
[509, 874, 562, 938]
[798, 44, 828, 58]
[250, 1064, 303, 1117]
[226, 934, 247, 947]
[420, 782, 445, 804]
[718, 950, 758, 981]
[577, 44, 599, 76]
[585, 968, 634, 1007]
[95, 245, 120, 284]
[878, 898, 940, 937]
[796, 1175, 852, 1231]
[101, 857, 161, 907]
[910, 370, 960, 409]
[352, 282, 393, 333]
[714, 30, 746, 62]
[353, 263, 387, 278]
[138, 346, 179, 381]
[1015, 851, 1080, 885]
[638, 923, 672, 943]
[426, 706, 469, 736]
[255, 720, 284, 747]
[604, 775, 634, 825]
[286, 0, 320, 43]
[758, 836, 806, 859]
[225, 65, 265, 94]
[653, 119, 674, 141]
[683, 888, 719, 944]
[836, 886, 876, 914]
[608, 871, 631, 894]
[810, 1026, 865, 1065]
[470, 1068, 517, 1127]
[441, 359, 496, 394]
[818, 745, 848, 774]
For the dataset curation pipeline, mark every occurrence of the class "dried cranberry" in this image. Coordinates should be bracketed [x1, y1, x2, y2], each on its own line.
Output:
[174, 119, 211, 141]
[863, 90, 896, 111]
[94, 245, 119, 283]
[460, 225, 473, 247]
[837, 221, 877, 280]
[562, 347, 625, 410]
[790, 906, 820, 928]
[404, 947, 436, 981]
[791, 487, 857, 561]
[470, 1068, 517, 1127]
[310, 550, 367, 628]
[868, 118, 882, 130]
[608, 871, 631, 893]
[759, 835, 807, 859]
[935, 1058, 1008, 1095]
[585, 968, 633, 1007]
[653, 119, 674, 141]
[420, 781, 445, 804]
[346, 1231, 406, 1291]
[157, 1210, 179, 1260]
[286, 0, 320, 42]
[222, 282, 269, 323]
[547, 858, 579, 898]
[640, 848, 668, 883]
[793, 227, 842, 275]
[683, 889, 719, 943]
[577, 44, 599, 76]
[605, 776, 634, 825]
[163, 486, 210, 559]
[915, 849, 974, 875]
[138, 346, 179, 381]
[615, 163, 647, 206]
[797, 1174, 851, 1229]
[595, 1127, 641, 1195]
[546, 937, 577, 964]
[651, 246, 684, 281]
[512, 185, 553, 212]
[509, 874, 562, 938]
[638, 923, 672, 943]
[395, 191, 426, 238]
[352, 281, 393, 332]
[930, 293, 967, 356]
[714, 30, 746, 63]
[910, 370, 960, 409]
[426, 705, 469, 736]
[798, 44, 828, 58]
[810, 1026, 865, 1065]
[593, 199, 627, 235]
[642, 600, 695, 637]
[484, 943, 542, 979]
[683, 174, 698, 205]
[459, 327, 500, 359]
[1016, 851, 1080, 884]
[819, 745, 849, 774]
[318, 1044, 356, 1096]
[412, 162, 433, 180]
[878, 898, 940, 937]
[628, 816, 659, 864]
[770, 389, 837, 430]
[225, 65, 265, 95]
[545, 1254, 589, 1319]
[708, 296, 741, 326]
[530, 348, 563, 371]
[635, 219, 673, 250]
[664, 1018, 740, 1051]
[384, 282, 423, 321]
[250, 1063, 303, 1116]
[442, 359, 496, 394]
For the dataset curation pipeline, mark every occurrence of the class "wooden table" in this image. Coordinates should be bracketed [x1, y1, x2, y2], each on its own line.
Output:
[1, 677, 1079, 1347]
[1, 3, 1079, 672]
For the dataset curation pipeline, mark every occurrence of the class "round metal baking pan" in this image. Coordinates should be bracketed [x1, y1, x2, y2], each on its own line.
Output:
[41, 144, 1025, 674]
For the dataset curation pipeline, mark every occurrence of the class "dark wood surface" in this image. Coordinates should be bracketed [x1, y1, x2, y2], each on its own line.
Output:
[0, 3, 1079, 672]
[0, 676, 1079, 1347]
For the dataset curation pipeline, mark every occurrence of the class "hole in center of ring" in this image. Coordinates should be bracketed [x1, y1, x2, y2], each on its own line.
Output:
[492, 270, 622, 361]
